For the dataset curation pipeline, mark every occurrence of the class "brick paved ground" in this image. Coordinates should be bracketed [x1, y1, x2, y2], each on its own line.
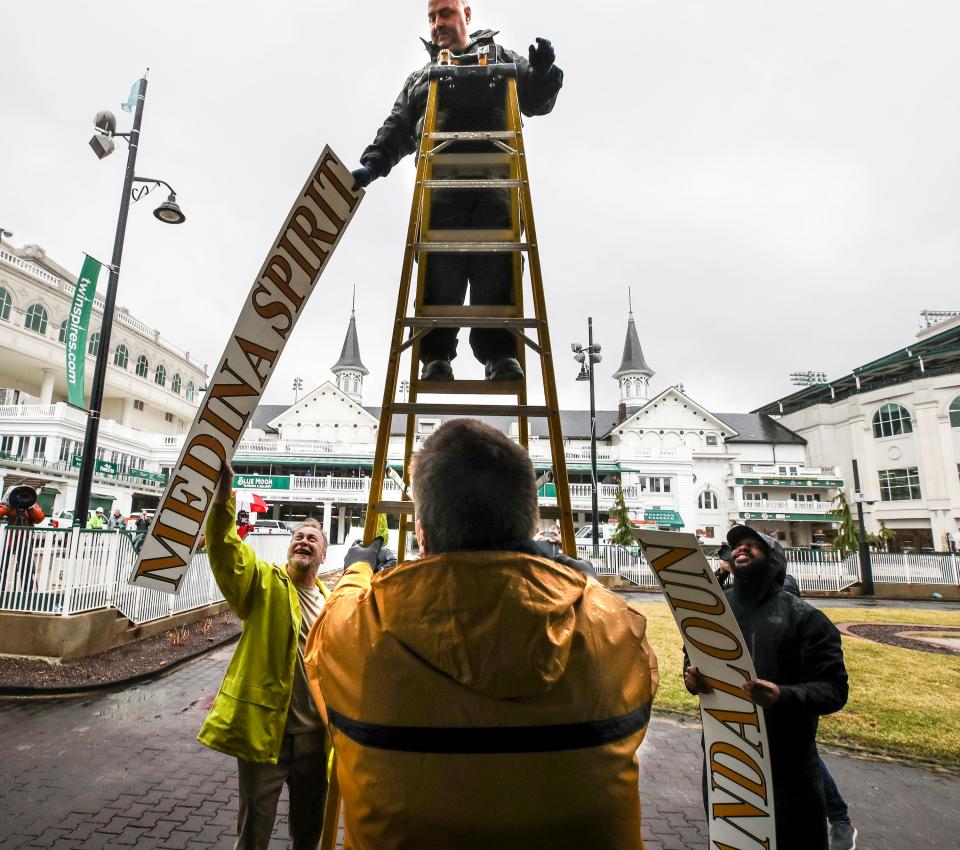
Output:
[1, 645, 958, 849]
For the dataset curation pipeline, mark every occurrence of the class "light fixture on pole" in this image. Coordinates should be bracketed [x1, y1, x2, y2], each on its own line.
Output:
[790, 370, 828, 387]
[73, 74, 187, 526]
[293, 377, 304, 402]
[572, 318, 602, 556]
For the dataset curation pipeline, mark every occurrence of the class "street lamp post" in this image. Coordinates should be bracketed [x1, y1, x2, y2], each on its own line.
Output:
[573, 318, 602, 557]
[851, 459, 875, 596]
[73, 76, 185, 525]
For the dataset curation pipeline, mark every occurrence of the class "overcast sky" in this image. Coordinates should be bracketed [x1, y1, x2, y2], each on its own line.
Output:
[2, 1, 957, 415]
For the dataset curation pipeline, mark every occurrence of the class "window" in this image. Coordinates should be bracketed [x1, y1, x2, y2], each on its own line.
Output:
[155, 364, 167, 387]
[171, 373, 182, 394]
[87, 331, 100, 357]
[32, 437, 47, 458]
[164, 412, 174, 422]
[114, 344, 129, 369]
[778, 465, 798, 476]
[133, 399, 144, 411]
[879, 467, 922, 501]
[950, 396, 960, 428]
[58, 319, 68, 344]
[136, 355, 149, 378]
[743, 492, 768, 502]
[698, 490, 719, 510]
[873, 403, 913, 438]
[24, 303, 48, 334]
[185, 382, 195, 402]
[791, 493, 821, 503]
[59, 439, 73, 463]
[705, 435, 718, 446]
[0, 287, 10, 320]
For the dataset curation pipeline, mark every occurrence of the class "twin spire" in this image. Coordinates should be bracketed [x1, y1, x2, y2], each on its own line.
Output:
[328, 287, 653, 408]
[331, 286, 368, 403]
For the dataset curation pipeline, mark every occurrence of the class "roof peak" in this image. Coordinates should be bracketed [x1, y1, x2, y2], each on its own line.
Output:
[331, 302, 369, 376]
[612, 307, 654, 379]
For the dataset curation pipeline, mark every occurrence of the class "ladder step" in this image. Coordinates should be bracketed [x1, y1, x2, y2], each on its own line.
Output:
[411, 379, 524, 395]
[416, 241, 529, 253]
[429, 153, 515, 170]
[374, 501, 415, 516]
[393, 403, 551, 417]
[423, 229, 516, 243]
[428, 131, 517, 141]
[405, 317, 537, 329]
[418, 305, 522, 319]
[423, 179, 523, 189]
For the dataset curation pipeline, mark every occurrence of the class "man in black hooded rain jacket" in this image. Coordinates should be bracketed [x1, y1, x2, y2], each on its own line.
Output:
[349, 0, 563, 383]
[685, 525, 848, 850]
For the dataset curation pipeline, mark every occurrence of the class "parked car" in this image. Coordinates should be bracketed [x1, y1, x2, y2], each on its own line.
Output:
[246, 519, 290, 535]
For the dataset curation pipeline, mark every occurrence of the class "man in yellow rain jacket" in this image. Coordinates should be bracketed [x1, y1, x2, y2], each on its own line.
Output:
[306, 418, 659, 850]
[198, 462, 331, 850]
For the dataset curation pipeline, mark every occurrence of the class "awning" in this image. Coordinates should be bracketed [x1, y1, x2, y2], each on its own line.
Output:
[644, 509, 684, 528]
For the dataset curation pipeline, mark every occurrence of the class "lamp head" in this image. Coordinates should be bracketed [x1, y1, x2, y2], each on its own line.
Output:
[94, 110, 117, 135]
[89, 133, 115, 160]
[153, 193, 186, 224]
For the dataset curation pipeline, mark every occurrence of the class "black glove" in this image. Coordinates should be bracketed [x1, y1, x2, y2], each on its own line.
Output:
[351, 166, 376, 192]
[528, 37, 555, 75]
[344, 536, 384, 569]
[376, 547, 398, 572]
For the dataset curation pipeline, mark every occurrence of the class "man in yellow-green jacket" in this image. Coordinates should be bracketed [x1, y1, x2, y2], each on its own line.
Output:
[198, 462, 331, 850]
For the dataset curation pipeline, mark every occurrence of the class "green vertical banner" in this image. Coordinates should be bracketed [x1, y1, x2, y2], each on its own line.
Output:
[65, 255, 102, 408]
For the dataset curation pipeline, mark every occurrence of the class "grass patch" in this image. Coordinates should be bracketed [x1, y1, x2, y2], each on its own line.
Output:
[632, 600, 960, 766]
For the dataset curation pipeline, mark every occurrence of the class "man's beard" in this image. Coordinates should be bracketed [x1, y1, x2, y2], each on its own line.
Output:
[731, 555, 767, 580]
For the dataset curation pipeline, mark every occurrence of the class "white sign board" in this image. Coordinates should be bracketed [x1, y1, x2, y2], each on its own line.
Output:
[130, 147, 362, 592]
[634, 529, 777, 850]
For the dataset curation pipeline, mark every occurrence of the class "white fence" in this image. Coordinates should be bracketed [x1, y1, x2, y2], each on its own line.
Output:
[576, 543, 958, 593]
[0, 526, 292, 624]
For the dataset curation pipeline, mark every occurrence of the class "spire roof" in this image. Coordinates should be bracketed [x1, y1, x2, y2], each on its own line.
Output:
[331, 289, 369, 376]
[612, 291, 654, 379]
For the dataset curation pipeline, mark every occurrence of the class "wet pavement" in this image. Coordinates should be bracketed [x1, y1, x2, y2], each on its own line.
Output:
[1, 644, 958, 849]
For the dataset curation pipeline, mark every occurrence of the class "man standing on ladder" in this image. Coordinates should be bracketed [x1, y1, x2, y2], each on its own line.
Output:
[350, 0, 563, 382]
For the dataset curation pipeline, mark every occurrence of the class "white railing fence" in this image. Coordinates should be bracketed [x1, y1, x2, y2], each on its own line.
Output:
[0, 527, 293, 624]
[575, 544, 958, 592]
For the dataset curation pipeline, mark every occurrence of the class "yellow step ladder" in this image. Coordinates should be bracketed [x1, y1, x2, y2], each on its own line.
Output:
[320, 51, 576, 849]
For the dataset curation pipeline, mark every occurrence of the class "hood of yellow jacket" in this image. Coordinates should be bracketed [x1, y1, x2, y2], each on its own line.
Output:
[373, 550, 587, 700]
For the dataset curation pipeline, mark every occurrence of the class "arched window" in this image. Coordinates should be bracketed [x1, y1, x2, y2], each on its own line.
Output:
[185, 381, 195, 402]
[171, 373, 182, 394]
[135, 355, 149, 378]
[950, 396, 960, 428]
[698, 490, 719, 510]
[872, 403, 913, 438]
[0, 287, 11, 321]
[114, 344, 129, 369]
[155, 364, 167, 387]
[58, 319, 68, 344]
[87, 331, 100, 357]
[24, 303, 48, 334]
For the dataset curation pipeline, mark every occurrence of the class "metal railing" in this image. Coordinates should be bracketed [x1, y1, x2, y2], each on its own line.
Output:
[575, 543, 954, 593]
[0, 526, 293, 624]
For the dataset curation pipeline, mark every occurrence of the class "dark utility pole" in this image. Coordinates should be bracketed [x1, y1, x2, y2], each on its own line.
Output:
[587, 317, 599, 557]
[73, 78, 147, 524]
[851, 458, 875, 596]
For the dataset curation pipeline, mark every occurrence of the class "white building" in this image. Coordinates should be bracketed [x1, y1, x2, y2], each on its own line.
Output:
[0, 241, 207, 516]
[1, 238, 838, 544]
[756, 313, 960, 552]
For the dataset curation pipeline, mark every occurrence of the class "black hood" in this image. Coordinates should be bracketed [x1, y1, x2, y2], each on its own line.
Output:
[727, 525, 787, 585]
[421, 29, 499, 60]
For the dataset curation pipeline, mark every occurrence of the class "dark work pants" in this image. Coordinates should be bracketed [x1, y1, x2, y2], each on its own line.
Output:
[819, 755, 850, 824]
[235, 732, 327, 850]
[420, 188, 517, 365]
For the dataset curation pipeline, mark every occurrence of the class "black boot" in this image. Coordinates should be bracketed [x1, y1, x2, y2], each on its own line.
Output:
[485, 357, 524, 381]
[421, 359, 454, 381]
